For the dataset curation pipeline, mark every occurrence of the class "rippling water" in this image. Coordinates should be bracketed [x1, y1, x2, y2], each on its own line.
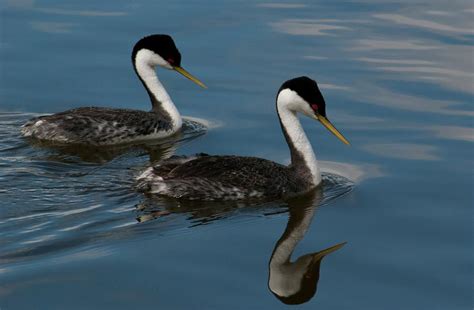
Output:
[1, 1, 472, 309]
[0, 113, 207, 268]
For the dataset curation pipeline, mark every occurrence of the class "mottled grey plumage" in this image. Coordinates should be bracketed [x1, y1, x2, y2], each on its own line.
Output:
[136, 154, 313, 200]
[20, 34, 207, 145]
[136, 76, 349, 202]
[21, 107, 175, 145]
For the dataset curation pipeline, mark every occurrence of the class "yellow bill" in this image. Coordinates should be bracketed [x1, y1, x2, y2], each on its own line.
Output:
[313, 241, 347, 260]
[315, 115, 350, 145]
[173, 66, 207, 89]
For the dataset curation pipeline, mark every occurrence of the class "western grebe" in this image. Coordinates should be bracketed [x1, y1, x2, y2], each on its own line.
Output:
[21, 34, 206, 145]
[136, 76, 349, 200]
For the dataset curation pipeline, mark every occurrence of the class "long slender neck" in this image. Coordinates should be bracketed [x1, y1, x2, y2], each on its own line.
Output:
[133, 50, 182, 129]
[270, 206, 316, 265]
[276, 94, 321, 187]
[268, 204, 317, 298]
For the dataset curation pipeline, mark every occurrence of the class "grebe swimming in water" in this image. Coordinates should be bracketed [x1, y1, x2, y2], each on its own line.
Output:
[21, 34, 206, 145]
[136, 76, 349, 201]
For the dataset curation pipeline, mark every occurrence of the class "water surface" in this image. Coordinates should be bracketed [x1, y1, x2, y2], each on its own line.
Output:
[0, 0, 472, 309]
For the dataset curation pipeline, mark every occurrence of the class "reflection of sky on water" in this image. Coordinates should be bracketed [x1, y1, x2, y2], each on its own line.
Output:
[35, 8, 126, 17]
[373, 13, 474, 35]
[356, 84, 473, 116]
[265, 1, 473, 149]
[268, 1, 474, 102]
[270, 19, 351, 36]
[320, 160, 384, 182]
[427, 125, 474, 142]
[351, 39, 439, 50]
[257, 3, 307, 9]
[319, 83, 351, 91]
[263, 0, 473, 162]
[362, 143, 439, 160]
[335, 112, 473, 143]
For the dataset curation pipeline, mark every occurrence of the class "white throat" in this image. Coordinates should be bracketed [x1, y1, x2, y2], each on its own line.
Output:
[134, 49, 182, 130]
[276, 89, 321, 186]
[270, 207, 315, 265]
[269, 206, 316, 297]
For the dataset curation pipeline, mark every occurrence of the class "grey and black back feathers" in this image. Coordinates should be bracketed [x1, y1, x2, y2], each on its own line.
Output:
[21, 107, 174, 145]
[136, 154, 312, 200]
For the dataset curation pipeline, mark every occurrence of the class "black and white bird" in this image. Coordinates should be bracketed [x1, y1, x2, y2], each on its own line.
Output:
[21, 34, 206, 145]
[136, 76, 350, 201]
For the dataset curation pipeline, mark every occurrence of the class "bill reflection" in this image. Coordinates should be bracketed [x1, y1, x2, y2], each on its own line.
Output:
[137, 183, 349, 306]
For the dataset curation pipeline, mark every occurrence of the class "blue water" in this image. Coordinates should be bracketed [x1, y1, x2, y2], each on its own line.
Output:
[1, 1, 473, 309]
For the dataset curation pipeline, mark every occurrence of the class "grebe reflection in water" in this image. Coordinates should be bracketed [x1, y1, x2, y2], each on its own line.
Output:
[137, 175, 351, 305]
[269, 188, 346, 305]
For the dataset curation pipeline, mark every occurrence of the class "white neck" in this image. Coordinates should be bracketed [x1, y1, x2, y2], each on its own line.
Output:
[134, 49, 182, 130]
[269, 206, 316, 297]
[276, 89, 321, 186]
[270, 207, 315, 265]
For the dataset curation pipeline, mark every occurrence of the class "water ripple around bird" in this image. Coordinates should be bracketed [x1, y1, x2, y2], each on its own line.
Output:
[0, 113, 353, 275]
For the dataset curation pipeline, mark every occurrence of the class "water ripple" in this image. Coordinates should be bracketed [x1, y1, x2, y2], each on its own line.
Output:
[0, 112, 207, 272]
[0, 112, 357, 275]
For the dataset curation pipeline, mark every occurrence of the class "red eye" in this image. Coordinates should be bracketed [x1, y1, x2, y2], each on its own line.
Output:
[167, 58, 174, 65]
[311, 104, 319, 111]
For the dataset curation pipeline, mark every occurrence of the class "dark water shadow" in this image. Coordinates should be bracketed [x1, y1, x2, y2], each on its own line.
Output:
[137, 174, 353, 305]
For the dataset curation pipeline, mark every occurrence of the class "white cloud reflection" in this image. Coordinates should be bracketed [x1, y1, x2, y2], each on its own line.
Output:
[358, 84, 474, 117]
[267, 2, 474, 99]
[36, 7, 126, 17]
[428, 125, 474, 142]
[376, 66, 472, 79]
[425, 10, 453, 16]
[319, 83, 352, 91]
[354, 44, 474, 95]
[332, 111, 385, 129]
[333, 111, 473, 143]
[356, 57, 434, 66]
[355, 9, 474, 95]
[374, 13, 474, 35]
[270, 19, 350, 36]
[351, 39, 439, 50]
[362, 143, 439, 160]
[257, 3, 307, 9]
[303, 55, 328, 60]
[321, 161, 384, 182]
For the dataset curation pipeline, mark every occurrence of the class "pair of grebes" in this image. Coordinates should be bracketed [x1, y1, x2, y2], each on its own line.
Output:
[21, 34, 351, 304]
[22, 34, 350, 201]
